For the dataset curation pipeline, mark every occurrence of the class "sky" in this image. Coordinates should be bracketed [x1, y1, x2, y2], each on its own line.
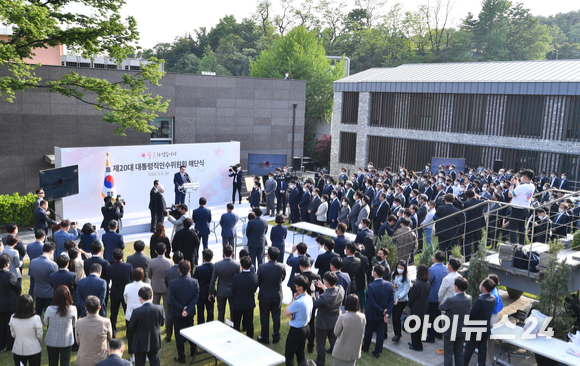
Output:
[73, 0, 580, 49]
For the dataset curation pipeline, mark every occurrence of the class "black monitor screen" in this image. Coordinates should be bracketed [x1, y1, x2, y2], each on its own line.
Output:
[39, 165, 79, 201]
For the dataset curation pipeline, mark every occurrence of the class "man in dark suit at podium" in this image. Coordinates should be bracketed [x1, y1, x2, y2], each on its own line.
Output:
[34, 200, 58, 236]
[173, 166, 191, 205]
[149, 180, 159, 232]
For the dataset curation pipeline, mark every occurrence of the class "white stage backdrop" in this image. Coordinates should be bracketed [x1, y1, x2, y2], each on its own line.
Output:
[56, 142, 240, 223]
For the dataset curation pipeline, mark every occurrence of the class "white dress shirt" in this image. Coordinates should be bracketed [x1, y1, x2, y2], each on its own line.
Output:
[123, 281, 152, 321]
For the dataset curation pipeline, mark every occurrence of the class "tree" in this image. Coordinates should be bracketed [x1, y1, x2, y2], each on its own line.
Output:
[465, 244, 489, 299]
[506, 4, 551, 61]
[314, 133, 331, 166]
[472, 0, 512, 60]
[1, 0, 169, 135]
[197, 46, 232, 76]
[250, 26, 345, 137]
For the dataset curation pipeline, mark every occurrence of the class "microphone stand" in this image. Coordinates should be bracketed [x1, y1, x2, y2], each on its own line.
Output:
[49, 208, 62, 221]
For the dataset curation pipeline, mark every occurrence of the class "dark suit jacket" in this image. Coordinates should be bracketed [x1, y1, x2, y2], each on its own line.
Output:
[209, 258, 241, 297]
[354, 252, 369, 292]
[417, 203, 428, 225]
[231, 271, 259, 311]
[229, 170, 243, 188]
[270, 225, 287, 249]
[301, 271, 322, 296]
[0, 270, 19, 312]
[102, 232, 125, 263]
[366, 278, 394, 321]
[192, 206, 212, 236]
[559, 178, 570, 190]
[249, 188, 261, 208]
[341, 256, 361, 293]
[107, 261, 133, 300]
[50, 269, 77, 303]
[169, 275, 200, 317]
[378, 259, 391, 281]
[374, 201, 390, 226]
[257, 260, 286, 303]
[469, 293, 496, 333]
[154, 191, 166, 219]
[286, 254, 313, 288]
[315, 250, 340, 277]
[288, 187, 300, 207]
[313, 286, 344, 330]
[328, 198, 340, 224]
[172, 228, 200, 260]
[552, 212, 570, 237]
[299, 189, 311, 210]
[83, 256, 110, 284]
[409, 279, 430, 317]
[220, 211, 238, 238]
[34, 207, 57, 233]
[148, 187, 156, 210]
[246, 218, 268, 248]
[165, 265, 190, 303]
[101, 205, 124, 231]
[463, 198, 486, 232]
[77, 274, 107, 317]
[333, 235, 349, 259]
[174, 172, 190, 193]
[129, 302, 165, 352]
[127, 252, 150, 280]
[355, 228, 373, 245]
[439, 292, 472, 337]
[434, 204, 462, 239]
[95, 354, 132, 366]
[192, 262, 214, 299]
[335, 271, 351, 303]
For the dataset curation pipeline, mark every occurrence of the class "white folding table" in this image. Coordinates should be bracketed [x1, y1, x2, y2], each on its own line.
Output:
[490, 324, 578, 366]
[180, 321, 285, 366]
[290, 222, 356, 244]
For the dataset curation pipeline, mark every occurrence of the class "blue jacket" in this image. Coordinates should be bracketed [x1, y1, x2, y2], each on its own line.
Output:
[50, 269, 78, 304]
[168, 275, 200, 318]
[335, 271, 351, 304]
[173, 172, 190, 193]
[192, 262, 214, 299]
[286, 253, 313, 288]
[246, 218, 268, 248]
[77, 274, 107, 317]
[192, 206, 212, 236]
[355, 228, 374, 244]
[333, 235, 349, 259]
[364, 186, 375, 203]
[26, 241, 44, 274]
[249, 188, 261, 208]
[270, 225, 287, 249]
[102, 231, 125, 263]
[219, 211, 238, 238]
[298, 189, 311, 209]
[366, 278, 395, 321]
[29, 255, 58, 298]
[322, 183, 333, 197]
[53, 229, 80, 258]
[288, 187, 300, 207]
[428, 262, 449, 303]
[328, 198, 340, 224]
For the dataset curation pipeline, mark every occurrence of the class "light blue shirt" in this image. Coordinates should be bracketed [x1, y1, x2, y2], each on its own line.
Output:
[392, 274, 411, 302]
[53, 229, 79, 258]
[288, 293, 313, 328]
[428, 262, 449, 303]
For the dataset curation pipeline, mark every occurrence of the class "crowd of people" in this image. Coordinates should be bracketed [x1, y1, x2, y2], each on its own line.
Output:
[0, 161, 578, 366]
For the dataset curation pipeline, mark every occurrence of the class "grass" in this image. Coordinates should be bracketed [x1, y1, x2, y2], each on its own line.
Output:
[3, 243, 422, 366]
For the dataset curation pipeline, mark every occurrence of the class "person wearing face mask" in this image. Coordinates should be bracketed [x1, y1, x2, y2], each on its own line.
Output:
[373, 193, 390, 236]
[356, 196, 371, 233]
[228, 164, 243, 204]
[357, 170, 365, 190]
[308, 189, 322, 226]
[351, 175, 359, 191]
[315, 194, 329, 227]
[298, 181, 312, 224]
[338, 168, 348, 183]
[249, 182, 261, 210]
[287, 180, 300, 224]
[549, 171, 560, 188]
[363, 179, 375, 203]
[264, 172, 276, 216]
[390, 260, 411, 343]
[423, 164, 431, 176]
[540, 184, 551, 203]
[336, 181, 345, 201]
[385, 186, 395, 207]
[348, 192, 363, 234]
[559, 173, 570, 190]
[393, 218, 417, 263]
[322, 177, 334, 197]
[328, 190, 341, 229]
[418, 175, 428, 194]
[355, 219, 373, 246]
[452, 180, 461, 196]
[338, 198, 351, 227]
[275, 168, 288, 216]
[448, 165, 457, 181]
[529, 208, 551, 244]
[551, 203, 571, 239]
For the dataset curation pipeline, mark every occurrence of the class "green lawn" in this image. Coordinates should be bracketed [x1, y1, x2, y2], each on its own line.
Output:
[2, 243, 421, 366]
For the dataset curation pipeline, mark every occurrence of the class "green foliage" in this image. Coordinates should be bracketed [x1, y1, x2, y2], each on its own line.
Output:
[1, 0, 170, 135]
[250, 26, 345, 134]
[548, 237, 565, 254]
[534, 256, 575, 340]
[466, 244, 490, 298]
[0, 193, 36, 228]
[450, 245, 462, 259]
[571, 230, 580, 251]
[415, 241, 435, 268]
[375, 234, 397, 274]
[197, 46, 232, 76]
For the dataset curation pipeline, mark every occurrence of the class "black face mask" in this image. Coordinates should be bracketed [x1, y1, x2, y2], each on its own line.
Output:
[375, 255, 383, 262]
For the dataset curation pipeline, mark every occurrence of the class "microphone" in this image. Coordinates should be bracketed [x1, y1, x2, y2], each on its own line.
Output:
[185, 172, 191, 183]
[48, 208, 62, 220]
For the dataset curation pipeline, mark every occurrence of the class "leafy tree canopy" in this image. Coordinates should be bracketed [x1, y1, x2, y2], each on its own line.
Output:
[1, 0, 169, 135]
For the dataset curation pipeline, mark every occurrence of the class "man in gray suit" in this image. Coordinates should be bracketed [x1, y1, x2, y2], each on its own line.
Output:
[246, 208, 269, 268]
[265, 172, 276, 216]
[438, 277, 472, 366]
[219, 203, 239, 247]
[356, 196, 370, 231]
[313, 271, 345, 366]
[164, 251, 186, 342]
[148, 243, 173, 337]
[208, 245, 241, 323]
[167, 204, 189, 240]
[347, 192, 362, 234]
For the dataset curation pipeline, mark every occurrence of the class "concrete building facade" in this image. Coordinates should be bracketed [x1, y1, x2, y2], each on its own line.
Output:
[0, 65, 306, 195]
[330, 60, 580, 185]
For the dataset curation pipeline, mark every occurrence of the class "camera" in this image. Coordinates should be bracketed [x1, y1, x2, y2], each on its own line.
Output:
[92, 225, 96, 231]
[115, 195, 125, 208]
[71, 221, 77, 226]
[167, 204, 183, 219]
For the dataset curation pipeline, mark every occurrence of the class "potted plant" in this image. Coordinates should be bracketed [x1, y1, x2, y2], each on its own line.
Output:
[449, 245, 464, 264]
[539, 239, 564, 268]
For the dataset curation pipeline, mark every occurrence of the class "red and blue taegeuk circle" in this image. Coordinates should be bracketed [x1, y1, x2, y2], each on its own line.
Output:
[104, 175, 114, 188]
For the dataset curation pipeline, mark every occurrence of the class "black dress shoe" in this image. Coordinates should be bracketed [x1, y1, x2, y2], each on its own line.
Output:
[392, 336, 400, 342]
[173, 357, 186, 364]
[372, 351, 380, 358]
[307, 345, 314, 353]
[257, 336, 270, 344]
[362, 348, 369, 353]
[272, 338, 280, 344]
[325, 348, 333, 354]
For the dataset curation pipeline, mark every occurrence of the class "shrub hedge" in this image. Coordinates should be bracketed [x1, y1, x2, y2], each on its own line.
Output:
[0, 192, 36, 229]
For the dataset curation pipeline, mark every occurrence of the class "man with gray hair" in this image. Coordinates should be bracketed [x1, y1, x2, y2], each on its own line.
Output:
[154, 185, 167, 225]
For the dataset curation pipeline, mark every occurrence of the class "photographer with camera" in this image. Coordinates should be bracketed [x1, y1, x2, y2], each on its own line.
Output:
[229, 164, 243, 205]
[53, 219, 80, 258]
[101, 195, 124, 233]
[167, 204, 190, 241]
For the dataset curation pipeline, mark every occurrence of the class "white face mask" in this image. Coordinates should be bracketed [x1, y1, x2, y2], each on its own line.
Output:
[397, 268, 404, 274]
[399, 168, 404, 172]
[378, 179, 382, 183]
[425, 166, 429, 170]
[289, 185, 294, 189]
[365, 183, 369, 187]
[358, 223, 363, 230]
[343, 202, 348, 206]
[439, 174, 444, 177]
[559, 208, 565, 213]
[421, 178, 425, 182]
[237, 167, 241, 171]
[393, 203, 399, 207]
[331, 195, 335, 199]
[411, 179, 415, 183]
[387, 190, 392, 195]
[494, 189, 499, 193]
[438, 179, 443, 184]
[454, 182, 458, 186]
[561, 176, 566, 180]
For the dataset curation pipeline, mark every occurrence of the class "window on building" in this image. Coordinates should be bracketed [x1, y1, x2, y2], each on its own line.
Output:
[567, 96, 580, 141]
[408, 94, 437, 130]
[504, 95, 544, 137]
[339, 132, 357, 164]
[150, 117, 173, 144]
[451, 95, 486, 134]
[341, 92, 359, 124]
[370, 93, 395, 127]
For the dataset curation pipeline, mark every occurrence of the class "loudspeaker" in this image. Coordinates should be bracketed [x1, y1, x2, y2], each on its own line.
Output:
[493, 160, 503, 173]
[293, 157, 302, 172]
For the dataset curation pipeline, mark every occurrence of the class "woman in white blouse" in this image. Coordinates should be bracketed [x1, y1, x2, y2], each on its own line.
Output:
[316, 194, 329, 226]
[123, 268, 152, 361]
[10, 294, 43, 366]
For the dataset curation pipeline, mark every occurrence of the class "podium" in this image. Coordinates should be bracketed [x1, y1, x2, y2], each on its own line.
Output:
[183, 182, 200, 212]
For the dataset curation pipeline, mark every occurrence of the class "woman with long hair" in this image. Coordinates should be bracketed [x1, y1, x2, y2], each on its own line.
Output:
[150, 223, 171, 259]
[67, 248, 85, 281]
[408, 264, 430, 351]
[44, 286, 77, 366]
[390, 260, 411, 343]
[9, 295, 43, 366]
